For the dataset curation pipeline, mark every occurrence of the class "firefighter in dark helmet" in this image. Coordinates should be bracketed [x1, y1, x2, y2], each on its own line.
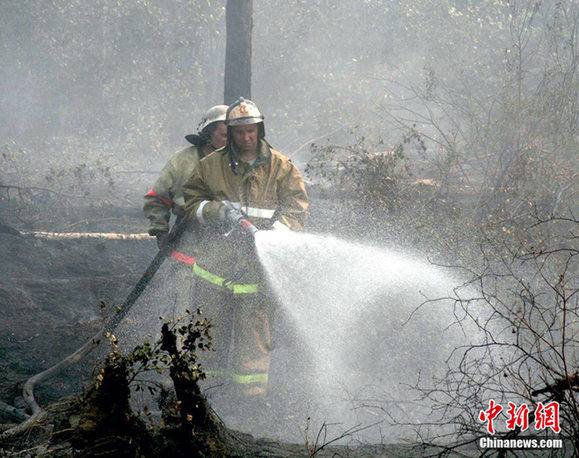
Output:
[143, 105, 228, 319]
[143, 105, 228, 247]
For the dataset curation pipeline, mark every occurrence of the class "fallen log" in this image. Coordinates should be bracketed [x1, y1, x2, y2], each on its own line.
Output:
[22, 231, 151, 240]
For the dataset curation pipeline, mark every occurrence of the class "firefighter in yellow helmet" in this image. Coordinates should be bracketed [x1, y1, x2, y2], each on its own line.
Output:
[183, 97, 308, 398]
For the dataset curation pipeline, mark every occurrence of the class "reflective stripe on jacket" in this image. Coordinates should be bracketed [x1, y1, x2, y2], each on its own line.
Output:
[183, 139, 308, 230]
[182, 138, 308, 283]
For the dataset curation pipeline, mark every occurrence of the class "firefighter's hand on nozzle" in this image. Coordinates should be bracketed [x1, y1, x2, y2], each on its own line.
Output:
[218, 201, 257, 236]
[218, 204, 241, 236]
[218, 201, 244, 226]
[218, 204, 227, 222]
[226, 208, 244, 226]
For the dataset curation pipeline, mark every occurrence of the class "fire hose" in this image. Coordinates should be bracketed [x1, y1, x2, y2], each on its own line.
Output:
[0, 205, 258, 439]
[0, 219, 189, 439]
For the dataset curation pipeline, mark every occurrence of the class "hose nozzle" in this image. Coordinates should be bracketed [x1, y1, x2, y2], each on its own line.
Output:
[239, 218, 258, 236]
[223, 202, 258, 237]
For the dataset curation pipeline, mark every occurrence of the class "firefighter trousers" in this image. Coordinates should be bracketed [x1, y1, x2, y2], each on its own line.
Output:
[192, 264, 271, 397]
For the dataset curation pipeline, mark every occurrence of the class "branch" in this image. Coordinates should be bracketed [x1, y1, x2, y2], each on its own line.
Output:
[531, 372, 579, 399]
[0, 183, 83, 199]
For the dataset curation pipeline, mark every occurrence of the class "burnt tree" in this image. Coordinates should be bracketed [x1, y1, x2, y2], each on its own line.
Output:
[224, 0, 252, 104]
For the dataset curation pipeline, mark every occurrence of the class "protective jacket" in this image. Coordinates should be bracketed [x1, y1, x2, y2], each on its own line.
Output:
[143, 143, 205, 236]
[183, 139, 308, 283]
[182, 138, 308, 395]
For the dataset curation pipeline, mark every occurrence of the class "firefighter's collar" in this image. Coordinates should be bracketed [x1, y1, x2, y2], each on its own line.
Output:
[226, 139, 271, 167]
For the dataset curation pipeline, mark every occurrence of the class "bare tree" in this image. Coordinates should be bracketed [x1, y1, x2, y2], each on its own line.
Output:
[224, 0, 253, 104]
[411, 213, 578, 456]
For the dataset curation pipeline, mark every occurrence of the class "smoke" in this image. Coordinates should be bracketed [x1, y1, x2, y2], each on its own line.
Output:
[2, 1, 573, 194]
[255, 230, 489, 443]
[1, 0, 574, 446]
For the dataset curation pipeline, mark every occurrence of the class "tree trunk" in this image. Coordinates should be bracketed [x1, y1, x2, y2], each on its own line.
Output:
[224, 0, 253, 105]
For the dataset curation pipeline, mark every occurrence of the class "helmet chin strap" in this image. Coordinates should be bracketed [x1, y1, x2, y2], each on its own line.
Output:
[228, 144, 239, 175]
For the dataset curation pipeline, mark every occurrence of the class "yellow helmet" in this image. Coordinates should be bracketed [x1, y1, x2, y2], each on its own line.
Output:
[226, 97, 264, 127]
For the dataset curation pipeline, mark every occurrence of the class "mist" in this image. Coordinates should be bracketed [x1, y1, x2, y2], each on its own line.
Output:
[1, 0, 577, 454]
[3, 1, 573, 170]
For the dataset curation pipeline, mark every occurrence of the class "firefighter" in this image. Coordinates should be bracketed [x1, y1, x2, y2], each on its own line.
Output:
[182, 97, 308, 398]
[143, 105, 227, 322]
[143, 104, 228, 247]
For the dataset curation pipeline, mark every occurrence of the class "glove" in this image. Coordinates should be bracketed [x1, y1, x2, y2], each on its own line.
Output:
[226, 208, 245, 226]
[156, 232, 169, 250]
[218, 202, 244, 226]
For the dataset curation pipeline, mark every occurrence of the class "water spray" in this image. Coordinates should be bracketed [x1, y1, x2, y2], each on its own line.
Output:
[252, 230, 491, 443]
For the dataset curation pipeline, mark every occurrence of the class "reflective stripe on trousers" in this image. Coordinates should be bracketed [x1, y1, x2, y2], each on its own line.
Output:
[193, 263, 259, 294]
[193, 263, 269, 395]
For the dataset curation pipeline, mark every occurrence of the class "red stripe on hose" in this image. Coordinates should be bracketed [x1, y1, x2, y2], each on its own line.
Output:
[240, 220, 252, 230]
[170, 251, 196, 265]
